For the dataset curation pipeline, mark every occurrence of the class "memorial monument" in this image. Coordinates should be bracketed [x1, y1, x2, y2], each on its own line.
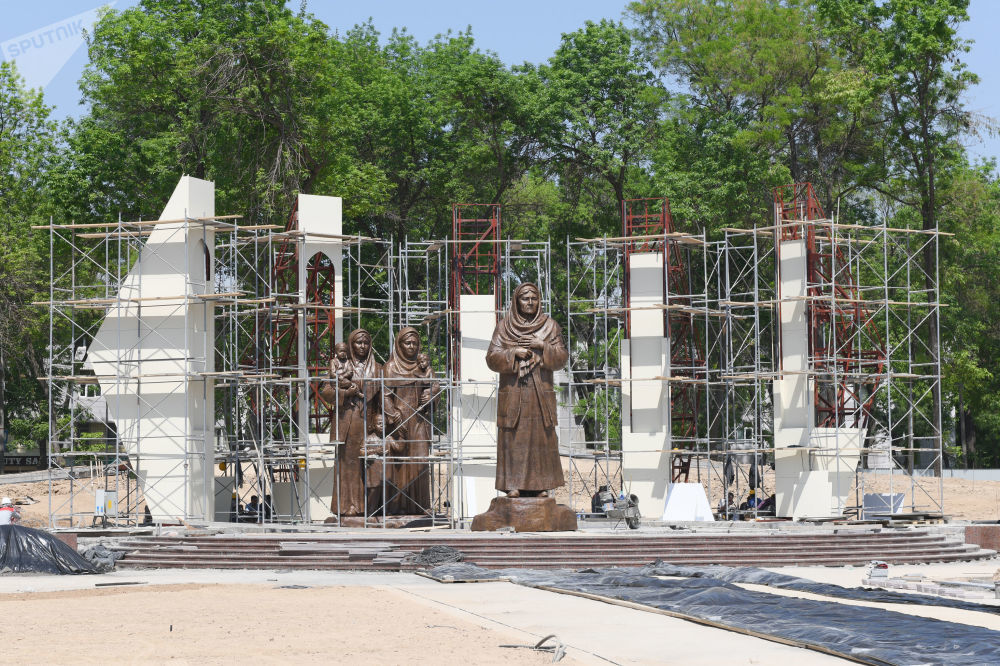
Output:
[471, 282, 577, 531]
[319, 326, 441, 520]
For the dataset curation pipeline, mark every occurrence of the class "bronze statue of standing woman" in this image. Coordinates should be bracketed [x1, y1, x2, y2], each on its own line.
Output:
[473, 281, 575, 530]
[485, 282, 569, 498]
[321, 327, 382, 517]
[383, 327, 439, 515]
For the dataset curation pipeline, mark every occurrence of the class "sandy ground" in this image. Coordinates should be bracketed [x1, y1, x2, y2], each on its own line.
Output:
[0, 570, 846, 665]
[3, 562, 1000, 665]
[2, 582, 564, 666]
[3, 463, 1000, 525]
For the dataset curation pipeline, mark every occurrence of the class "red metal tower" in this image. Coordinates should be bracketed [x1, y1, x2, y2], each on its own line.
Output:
[449, 203, 501, 381]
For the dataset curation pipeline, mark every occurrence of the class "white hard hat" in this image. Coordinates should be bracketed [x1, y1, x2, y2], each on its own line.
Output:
[1, 497, 11, 505]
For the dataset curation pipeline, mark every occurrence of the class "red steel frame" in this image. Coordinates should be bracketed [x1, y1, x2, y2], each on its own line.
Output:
[774, 183, 886, 428]
[449, 203, 501, 381]
[623, 198, 703, 482]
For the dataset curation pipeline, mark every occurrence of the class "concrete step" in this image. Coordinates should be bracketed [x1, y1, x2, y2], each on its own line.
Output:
[121, 544, 963, 561]
[118, 538, 959, 556]
[117, 528, 992, 571]
[117, 550, 994, 571]
[117, 534, 954, 551]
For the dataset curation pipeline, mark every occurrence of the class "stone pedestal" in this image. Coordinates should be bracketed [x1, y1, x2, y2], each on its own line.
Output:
[471, 496, 577, 532]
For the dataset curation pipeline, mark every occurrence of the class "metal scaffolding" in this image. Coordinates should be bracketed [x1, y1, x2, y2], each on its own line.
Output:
[718, 183, 945, 518]
[38, 201, 566, 529]
[563, 184, 944, 520]
[37, 181, 944, 528]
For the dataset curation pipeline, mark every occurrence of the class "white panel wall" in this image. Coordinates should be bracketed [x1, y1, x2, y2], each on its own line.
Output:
[621, 252, 670, 518]
[89, 176, 215, 522]
[453, 293, 499, 520]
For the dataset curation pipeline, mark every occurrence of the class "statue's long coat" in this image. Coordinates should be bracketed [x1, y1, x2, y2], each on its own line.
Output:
[485, 289, 568, 492]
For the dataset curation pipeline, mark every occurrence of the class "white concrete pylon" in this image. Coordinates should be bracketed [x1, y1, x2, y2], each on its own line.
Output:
[773, 236, 861, 518]
[88, 176, 216, 522]
[292, 193, 343, 522]
[621, 252, 672, 518]
[453, 294, 500, 520]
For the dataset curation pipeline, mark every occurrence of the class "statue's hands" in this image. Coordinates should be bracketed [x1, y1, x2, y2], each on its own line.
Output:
[519, 336, 545, 351]
[514, 346, 533, 360]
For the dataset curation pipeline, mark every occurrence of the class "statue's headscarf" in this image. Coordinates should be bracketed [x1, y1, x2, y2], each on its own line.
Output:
[496, 282, 554, 345]
[384, 326, 421, 383]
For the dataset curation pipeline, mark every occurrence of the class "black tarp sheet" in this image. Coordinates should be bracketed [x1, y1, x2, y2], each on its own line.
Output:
[425, 563, 1000, 665]
[0, 525, 96, 575]
[640, 561, 1000, 615]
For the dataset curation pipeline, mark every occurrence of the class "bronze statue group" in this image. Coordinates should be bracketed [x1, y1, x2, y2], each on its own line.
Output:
[319, 326, 438, 518]
[319, 282, 569, 521]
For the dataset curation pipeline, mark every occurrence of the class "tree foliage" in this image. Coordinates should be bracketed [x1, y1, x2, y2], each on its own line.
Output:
[0, 61, 58, 446]
[2, 0, 999, 466]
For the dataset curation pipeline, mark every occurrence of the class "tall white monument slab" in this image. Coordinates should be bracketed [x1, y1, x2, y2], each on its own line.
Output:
[88, 176, 216, 521]
[621, 252, 672, 518]
[453, 293, 500, 520]
[296, 193, 343, 522]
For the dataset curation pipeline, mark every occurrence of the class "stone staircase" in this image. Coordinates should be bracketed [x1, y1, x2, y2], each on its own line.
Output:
[116, 528, 996, 571]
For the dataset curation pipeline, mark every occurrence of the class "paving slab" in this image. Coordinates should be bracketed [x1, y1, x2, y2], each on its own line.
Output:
[395, 579, 846, 665]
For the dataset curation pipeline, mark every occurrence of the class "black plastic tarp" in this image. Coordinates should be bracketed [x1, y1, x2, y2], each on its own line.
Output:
[425, 563, 1000, 665]
[0, 525, 96, 575]
[640, 561, 1000, 615]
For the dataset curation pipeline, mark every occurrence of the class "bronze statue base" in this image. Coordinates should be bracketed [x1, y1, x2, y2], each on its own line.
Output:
[471, 496, 578, 532]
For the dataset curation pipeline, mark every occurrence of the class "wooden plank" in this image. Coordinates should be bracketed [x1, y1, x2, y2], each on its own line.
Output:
[575, 232, 705, 246]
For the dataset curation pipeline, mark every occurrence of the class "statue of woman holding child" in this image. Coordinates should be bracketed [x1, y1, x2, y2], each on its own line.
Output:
[383, 327, 438, 515]
[320, 328, 382, 516]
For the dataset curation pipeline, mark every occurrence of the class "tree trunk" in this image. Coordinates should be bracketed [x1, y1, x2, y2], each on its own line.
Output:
[962, 407, 977, 465]
[958, 387, 966, 469]
[788, 128, 800, 182]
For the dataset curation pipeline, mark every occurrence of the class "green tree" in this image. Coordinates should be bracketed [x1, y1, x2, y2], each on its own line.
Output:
[56, 0, 354, 224]
[938, 161, 1000, 466]
[820, 0, 977, 472]
[0, 61, 59, 470]
[629, 0, 881, 214]
[348, 27, 542, 240]
[58, 2, 543, 242]
[652, 107, 789, 232]
[531, 20, 665, 213]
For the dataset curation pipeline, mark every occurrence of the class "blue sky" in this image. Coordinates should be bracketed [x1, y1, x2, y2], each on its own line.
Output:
[1, 0, 997, 163]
